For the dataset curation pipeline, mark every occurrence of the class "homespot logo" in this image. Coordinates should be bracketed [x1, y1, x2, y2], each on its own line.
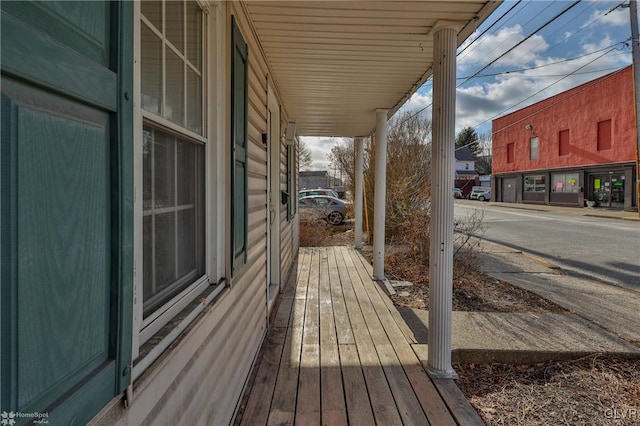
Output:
[1, 411, 49, 425]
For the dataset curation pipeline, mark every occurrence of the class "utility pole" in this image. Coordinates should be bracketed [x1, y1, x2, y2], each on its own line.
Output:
[629, 0, 640, 217]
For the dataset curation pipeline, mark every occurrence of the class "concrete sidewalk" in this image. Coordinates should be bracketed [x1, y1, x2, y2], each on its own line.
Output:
[399, 241, 640, 364]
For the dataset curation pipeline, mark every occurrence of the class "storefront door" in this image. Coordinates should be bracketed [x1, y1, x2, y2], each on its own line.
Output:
[589, 174, 625, 208]
[610, 174, 625, 208]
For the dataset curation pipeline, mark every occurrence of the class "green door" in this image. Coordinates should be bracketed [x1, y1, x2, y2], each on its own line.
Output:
[1, 2, 132, 424]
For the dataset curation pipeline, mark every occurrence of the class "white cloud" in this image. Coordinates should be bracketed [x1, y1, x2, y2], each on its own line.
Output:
[582, 6, 628, 29]
[394, 91, 432, 119]
[300, 136, 350, 171]
[458, 25, 548, 70]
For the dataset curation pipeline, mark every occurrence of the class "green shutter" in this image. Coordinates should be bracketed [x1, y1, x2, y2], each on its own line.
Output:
[1, 1, 132, 423]
[286, 144, 293, 221]
[231, 16, 248, 272]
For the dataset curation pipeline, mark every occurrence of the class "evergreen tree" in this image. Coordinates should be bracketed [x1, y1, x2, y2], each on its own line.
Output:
[455, 126, 480, 157]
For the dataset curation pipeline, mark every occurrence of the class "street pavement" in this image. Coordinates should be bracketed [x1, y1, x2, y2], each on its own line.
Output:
[455, 200, 640, 290]
[400, 203, 640, 364]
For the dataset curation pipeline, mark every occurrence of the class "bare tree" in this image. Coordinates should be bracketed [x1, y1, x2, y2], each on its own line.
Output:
[298, 140, 313, 171]
[475, 130, 492, 175]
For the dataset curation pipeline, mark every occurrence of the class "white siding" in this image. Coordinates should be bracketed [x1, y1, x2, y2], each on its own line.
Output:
[91, 2, 298, 425]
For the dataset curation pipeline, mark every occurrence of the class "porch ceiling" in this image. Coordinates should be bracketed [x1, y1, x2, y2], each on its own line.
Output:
[244, 1, 500, 137]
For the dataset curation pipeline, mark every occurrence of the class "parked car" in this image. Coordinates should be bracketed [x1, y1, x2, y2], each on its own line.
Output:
[469, 188, 491, 201]
[299, 188, 340, 199]
[453, 188, 463, 199]
[299, 195, 349, 225]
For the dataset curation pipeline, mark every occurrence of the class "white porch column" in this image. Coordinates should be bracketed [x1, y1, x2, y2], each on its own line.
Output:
[354, 137, 364, 249]
[428, 22, 459, 379]
[373, 109, 388, 280]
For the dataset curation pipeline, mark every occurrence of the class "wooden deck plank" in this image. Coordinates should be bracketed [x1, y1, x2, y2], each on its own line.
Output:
[267, 249, 312, 426]
[296, 249, 321, 425]
[352, 249, 418, 344]
[327, 247, 355, 346]
[318, 248, 348, 426]
[432, 378, 485, 426]
[273, 295, 294, 330]
[347, 248, 457, 426]
[240, 338, 286, 425]
[340, 247, 428, 425]
[333, 248, 403, 426]
[338, 344, 376, 426]
[242, 247, 475, 426]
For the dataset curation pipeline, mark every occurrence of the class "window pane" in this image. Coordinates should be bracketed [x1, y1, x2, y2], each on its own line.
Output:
[177, 138, 195, 205]
[165, 1, 184, 54]
[530, 137, 539, 160]
[187, 68, 202, 134]
[143, 125, 205, 316]
[153, 131, 175, 209]
[155, 212, 176, 292]
[165, 47, 185, 126]
[177, 209, 196, 277]
[141, 0, 162, 31]
[186, 1, 202, 70]
[141, 23, 162, 115]
[143, 216, 153, 303]
[143, 127, 153, 210]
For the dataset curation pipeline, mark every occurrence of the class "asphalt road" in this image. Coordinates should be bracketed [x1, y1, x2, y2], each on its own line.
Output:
[454, 200, 640, 291]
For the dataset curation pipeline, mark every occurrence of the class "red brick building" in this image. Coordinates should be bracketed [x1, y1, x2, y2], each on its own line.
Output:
[492, 66, 638, 211]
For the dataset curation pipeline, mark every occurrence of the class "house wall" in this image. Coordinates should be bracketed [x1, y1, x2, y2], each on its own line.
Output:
[455, 160, 475, 172]
[492, 67, 636, 174]
[90, 2, 298, 425]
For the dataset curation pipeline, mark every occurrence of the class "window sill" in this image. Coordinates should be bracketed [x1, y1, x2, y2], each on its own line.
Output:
[132, 280, 225, 381]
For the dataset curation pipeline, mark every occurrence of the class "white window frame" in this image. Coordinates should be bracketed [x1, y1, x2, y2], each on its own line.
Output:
[132, 0, 227, 370]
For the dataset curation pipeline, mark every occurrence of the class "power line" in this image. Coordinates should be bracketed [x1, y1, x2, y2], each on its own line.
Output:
[459, 1, 550, 63]
[396, 1, 584, 125]
[396, 44, 625, 126]
[458, 39, 630, 79]
[457, 0, 523, 57]
[499, 1, 599, 70]
[457, 0, 583, 89]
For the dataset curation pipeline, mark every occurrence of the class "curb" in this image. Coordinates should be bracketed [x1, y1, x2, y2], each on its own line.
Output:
[521, 252, 563, 270]
[450, 349, 640, 365]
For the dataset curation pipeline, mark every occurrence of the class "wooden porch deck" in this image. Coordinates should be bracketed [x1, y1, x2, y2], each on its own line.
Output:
[238, 246, 482, 425]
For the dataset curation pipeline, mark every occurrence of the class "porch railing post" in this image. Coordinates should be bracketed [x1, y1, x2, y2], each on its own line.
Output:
[373, 109, 388, 280]
[354, 137, 364, 249]
[428, 21, 460, 379]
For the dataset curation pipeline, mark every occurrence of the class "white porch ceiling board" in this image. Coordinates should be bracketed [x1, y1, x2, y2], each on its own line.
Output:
[244, 1, 500, 137]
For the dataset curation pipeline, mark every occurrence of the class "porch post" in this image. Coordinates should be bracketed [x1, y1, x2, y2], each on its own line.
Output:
[428, 22, 459, 379]
[373, 109, 388, 280]
[354, 137, 364, 249]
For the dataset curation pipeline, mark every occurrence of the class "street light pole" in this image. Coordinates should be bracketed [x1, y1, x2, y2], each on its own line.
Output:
[629, 0, 640, 216]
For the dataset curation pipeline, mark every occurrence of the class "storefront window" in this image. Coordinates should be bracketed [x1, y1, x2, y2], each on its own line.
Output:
[524, 175, 546, 192]
[551, 173, 579, 193]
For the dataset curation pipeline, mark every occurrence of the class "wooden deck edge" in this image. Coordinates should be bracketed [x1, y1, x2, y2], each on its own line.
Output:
[350, 248, 419, 344]
[431, 378, 485, 426]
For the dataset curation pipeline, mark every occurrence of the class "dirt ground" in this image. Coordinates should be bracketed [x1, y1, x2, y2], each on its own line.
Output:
[456, 355, 640, 426]
[302, 227, 640, 425]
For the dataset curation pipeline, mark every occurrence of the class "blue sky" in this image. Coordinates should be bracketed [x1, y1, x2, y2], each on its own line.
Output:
[303, 0, 634, 170]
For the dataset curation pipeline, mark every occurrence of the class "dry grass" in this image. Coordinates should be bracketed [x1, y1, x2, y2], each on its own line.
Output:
[377, 245, 566, 313]
[456, 355, 640, 425]
[299, 218, 354, 247]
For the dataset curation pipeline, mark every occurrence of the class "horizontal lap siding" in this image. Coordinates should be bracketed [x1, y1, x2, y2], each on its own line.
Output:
[102, 4, 287, 425]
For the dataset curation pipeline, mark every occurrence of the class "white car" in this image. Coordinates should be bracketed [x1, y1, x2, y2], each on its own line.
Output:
[299, 188, 340, 199]
[469, 188, 491, 201]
